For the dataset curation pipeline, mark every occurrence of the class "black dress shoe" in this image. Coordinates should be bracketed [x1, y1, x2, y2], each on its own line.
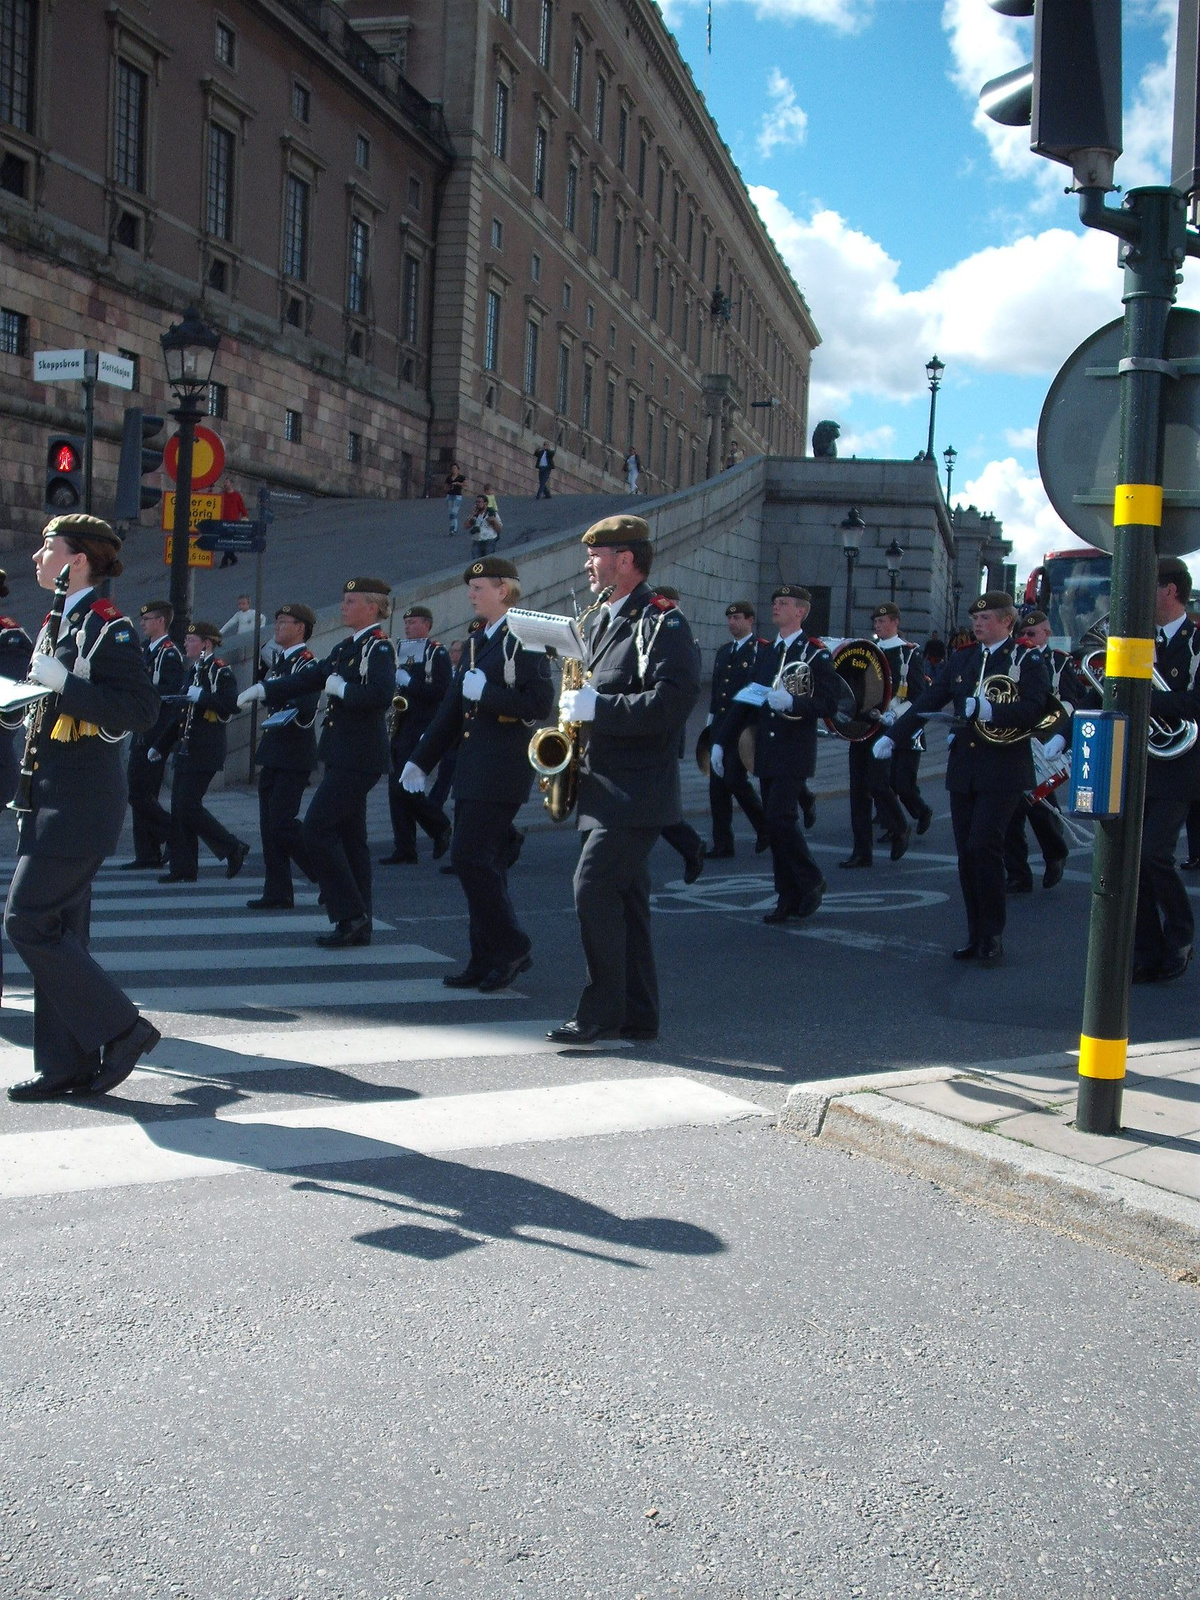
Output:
[708, 845, 736, 859]
[246, 897, 293, 910]
[1183, 857, 1200, 871]
[1006, 876, 1033, 894]
[119, 856, 163, 871]
[89, 1016, 161, 1095]
[620, 1026, 659, 1041]
[762, 902, 797, 925]
[433, 825, 453, 861]
[547, 1019, 618, 1045]
[915, 808, 934, 836]
[379, 852, 419, 865]
[316, 916, 371, 948]
[226, 841, 250, 880]
[443, 966, 489, 988]
[683, 845, 706, 885]
[477, 953, 533, 992]
[1042, 857, 1066, 890]
[794, 879, 827, 919]
[839, 853, 871, 869]
[890, 825, 912, 863]
[951, 943, 979, 961]
[754, 833, 771, 854]
[158, 873, 196, 884]
[8, 1073, 93, 1102]
[1157, 945, 1193, 982]
[976, 936, 1004, 967]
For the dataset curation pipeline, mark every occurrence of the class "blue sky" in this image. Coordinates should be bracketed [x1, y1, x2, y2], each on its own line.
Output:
[656, 0, 1188, 580]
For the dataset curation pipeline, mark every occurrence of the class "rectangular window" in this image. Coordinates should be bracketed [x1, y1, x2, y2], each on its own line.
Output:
[493, 80, 509, 160]
[356, 133, 371, 170]
[215, 19, 236, 67]
[588, 189, 601, 256]
[407, 174, 421, 210]
[645, 406, 654, 468]
[617, 105, 628, 170]
[662, 418, 669, 476]
[0, 306, 28, 356]
[1, 0, 36, 132]
[491, 216, 503, 248]
[291, 80, 310, 122]
[283, 172, 309, 280]
[585, 300, 595, 330]
[651, 260, 660, 322]
[626, 395, 636, 451]
[562, 280, 571, 309]
[498, 0, 511, 20]
[285, 408, 302, 443]
[556, 344, 570, 413]
[207, 380, 228, 418]
[116, 346, 139, 389]
[402, 252, 420, 343]
[565, 162, 578, 232]
[484, 289, 501, 371]
[686, 209, 694, 264]
[610, 214, 622, 281]
[347, 430, 362, 464]
[531, 251, 541, 281]
[671, 187, 680, 243]
[114, 59, 147, 192]
[666, 279, 675, 339]
[655, 164, 665, 224]
[632, 240, 642, 301]
[523, 318, 539, 395]
[533, 124, 547, 199]
[604, 378, 615, 444]
[594, 75, 606, 141]
[700, 231, 708, 282]
[205, 122, 235, 240]
[637, 137, 647, 199]
[570, 41, 583, 110]
[581, 364, 593, 432]
[538, 0, 552, 69]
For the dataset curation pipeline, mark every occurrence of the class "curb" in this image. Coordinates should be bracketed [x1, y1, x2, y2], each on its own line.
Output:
[780, 1072, 1200, 1278]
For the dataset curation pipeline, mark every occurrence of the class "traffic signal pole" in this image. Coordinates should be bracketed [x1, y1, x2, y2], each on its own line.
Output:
[167, 393, 201, 646]
[1074, 185, 1189, 1134]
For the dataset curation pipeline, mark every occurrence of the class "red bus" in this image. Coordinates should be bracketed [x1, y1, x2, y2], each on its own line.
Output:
[1024, 546, 1110, 650]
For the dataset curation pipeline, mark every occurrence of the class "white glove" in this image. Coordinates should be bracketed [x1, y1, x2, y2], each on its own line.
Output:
[147, 748, 163, 764]
[237, 683, 265, 708]
[963, 696, 977, 719]
[706, 713, 714, 727]
[400, 760, 427, 793]
[873, 736, 895, 761]
[461, 667, 487, 702]
[1042, 732, 1067, 759]
[395, 667, 411, 688]
[976, 697, 993, 723]
[947, 732, 956, 748]
[710, 743, 725, 779]
[325, 674, 347, 699]
[185, 685, 203, 703]
[766, 684, 793, 712]
[879, 702, 910, 728]
[29, 653, 68, 691]
[561, 684, 598, 722]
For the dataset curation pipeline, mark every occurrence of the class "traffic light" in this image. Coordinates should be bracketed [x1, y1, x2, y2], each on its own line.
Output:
[979, 0, 1122, 188]
[113, 407, 165, 521]
[43, 434, 84, 514]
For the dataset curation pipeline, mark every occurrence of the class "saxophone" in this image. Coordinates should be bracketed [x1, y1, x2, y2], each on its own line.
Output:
[8, 563, 72, 816]
[527, 588, 609, 823]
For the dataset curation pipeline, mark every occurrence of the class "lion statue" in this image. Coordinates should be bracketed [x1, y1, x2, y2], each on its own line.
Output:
[812, 420, 840, 458]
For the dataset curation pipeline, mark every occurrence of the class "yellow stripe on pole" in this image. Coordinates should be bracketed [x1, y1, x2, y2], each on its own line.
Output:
[1105, 635, 1155, 680]
[1113, 483, 1163, 526]
[1078, 1035, 1127, 1080]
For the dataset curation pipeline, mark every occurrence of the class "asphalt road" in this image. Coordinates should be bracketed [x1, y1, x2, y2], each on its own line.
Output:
[0, 786, 1197, 1599]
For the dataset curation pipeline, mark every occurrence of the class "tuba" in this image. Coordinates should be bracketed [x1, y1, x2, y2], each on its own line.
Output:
[1078, 614, 1199, 761]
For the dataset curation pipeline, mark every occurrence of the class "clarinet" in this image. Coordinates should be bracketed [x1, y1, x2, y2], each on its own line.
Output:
[9, 563, 73, 816]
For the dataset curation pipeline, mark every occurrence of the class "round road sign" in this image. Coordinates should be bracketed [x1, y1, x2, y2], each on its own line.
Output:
[163, 424, 226, 491]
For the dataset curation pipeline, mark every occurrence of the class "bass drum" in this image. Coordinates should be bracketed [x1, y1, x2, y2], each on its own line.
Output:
[824, 638, 892, 742]
[695, 724, 713, 777]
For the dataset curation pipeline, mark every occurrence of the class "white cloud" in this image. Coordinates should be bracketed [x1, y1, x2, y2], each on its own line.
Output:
[960, 457, 1082, 579]
[757, 70, 809, 158]
[836, 423, 896, 457]
[656, 0, 869, 34]
[1004, 426, 1038, 451]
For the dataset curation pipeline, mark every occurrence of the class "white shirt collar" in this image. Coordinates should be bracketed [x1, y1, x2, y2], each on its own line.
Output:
[1160, 613, 1187, 643]
[148, 633, 170, 652]
[485, 615, 507, 638]
[58, 586, 93, 639]
[282, 642, 307, 659]
[777, 629, 803, 648]
[604, 591, 633, 622]
[876, 635, 903, 649]
[353, 624, 378, 642]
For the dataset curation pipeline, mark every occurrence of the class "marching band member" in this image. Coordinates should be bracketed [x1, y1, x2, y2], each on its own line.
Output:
[714, 585, 839, 925]
[651, 585, 706, 885]
[5, 515, 161, 1102]
[1003, 609, 1081, 893]
[381, 604, 452, 866]
[706, 601, 770, 859]
[841, 602, 923, 868]
[405, 558, 553, 991]
[902, 591, 1051, 967]
[239, 577, 396, 948]
[0, 571, 33, 808]
[548, 516, 699, 1044]
[1133, 557, 1200, 982]
[246, 603, 320, 910]
[159, 621, 249, 884]
[120, 600, 184, 870]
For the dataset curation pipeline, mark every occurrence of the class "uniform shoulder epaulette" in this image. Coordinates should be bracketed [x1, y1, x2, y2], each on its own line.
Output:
[370, 626, 387, 639]
[0, 616, 20, 630]
[649, 595, 676, 612]
[757, 636, 769, 646]
[90, 598, 123, 623]
[213, 656, 228, 669]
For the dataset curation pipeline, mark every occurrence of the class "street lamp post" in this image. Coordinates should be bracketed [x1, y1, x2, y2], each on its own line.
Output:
[924, 354, 944, 460]
[885, 538, 904, 605]
[840, 507, 864, 637]
[943, 444, 957, 504]
[160, 305, 221, 645]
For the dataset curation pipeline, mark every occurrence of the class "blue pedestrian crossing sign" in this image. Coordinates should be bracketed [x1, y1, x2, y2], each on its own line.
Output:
[1069, 710, 1128, 819]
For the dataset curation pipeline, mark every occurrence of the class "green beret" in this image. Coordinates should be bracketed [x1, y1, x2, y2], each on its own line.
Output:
[404, 605, 434, 622]
[140, 599, 173, 620]
[654, 586, 680, 602]
[772, 585, 811, 604]
[968, 590, 1015, 615]
[1021, 609, 1048, 628]
[276, 602, 316, 626]
[464, 557, 519, 583]
[344, 577, 391, 597]
[871, 602, 901, 621]
[44, 513, 122, 550]
[581, 514, 652, 547]
[187, 619, 223, 645]
[725, 600, 755, 618]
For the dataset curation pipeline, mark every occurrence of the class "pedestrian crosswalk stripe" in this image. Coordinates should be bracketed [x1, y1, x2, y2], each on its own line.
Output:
[0, 1075, 769, 1199]
[87, 888, 323, 910]
[2, 976, 514, 1015]
[7, 943, 451, 976]
[83, 913, 396, 939]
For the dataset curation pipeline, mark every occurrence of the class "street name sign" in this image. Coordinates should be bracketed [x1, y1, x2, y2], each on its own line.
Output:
[194, 519, 267, 554]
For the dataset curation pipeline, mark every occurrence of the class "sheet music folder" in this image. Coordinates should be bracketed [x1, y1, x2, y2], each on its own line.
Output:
[504, 609, 586, 661]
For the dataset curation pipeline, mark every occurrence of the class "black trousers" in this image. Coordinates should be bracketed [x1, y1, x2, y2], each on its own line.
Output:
[572, 825, 659, 1032]
[1004, 793, 1069, 886]
[451, 798, 530, 973]
[760, 774, 824, 908]
[302, 767, 380, 923]
[1186, 799, 1200, 861]
[709, 755, 766, 850]
[1135, 796, 1194, 961]
[892, 746, 928, 822]
[848, 740, 908, 857]
[430, 750, 456, 811]
[949, 789, 1021, 944]
[5, 852, 138, 1085]
[0, 727, 19, 809]
[387, 768, 450, 858]
[128, 744, 171, 862]
[258, 766, 314, 904]
[170, 768, 242, 879]
[660, 819, 703, 860]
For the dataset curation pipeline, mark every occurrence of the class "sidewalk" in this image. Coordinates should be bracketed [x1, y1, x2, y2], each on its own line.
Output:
[781, 1040, 1200, 1278]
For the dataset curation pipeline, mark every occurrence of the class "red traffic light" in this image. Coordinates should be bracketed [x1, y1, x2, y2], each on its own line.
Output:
[53, 441, 80, 474]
